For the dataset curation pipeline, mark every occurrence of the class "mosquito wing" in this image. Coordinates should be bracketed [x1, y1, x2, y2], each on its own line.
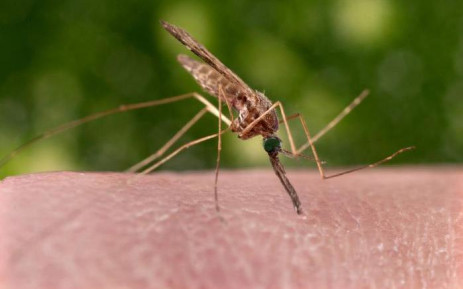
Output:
[161, 20, 253, 95]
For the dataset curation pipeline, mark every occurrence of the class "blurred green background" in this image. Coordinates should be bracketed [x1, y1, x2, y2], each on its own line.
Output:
[1, 0, 462, 177]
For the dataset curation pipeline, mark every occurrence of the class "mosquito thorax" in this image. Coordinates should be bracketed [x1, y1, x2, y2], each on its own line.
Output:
[263, 136, 282, 154]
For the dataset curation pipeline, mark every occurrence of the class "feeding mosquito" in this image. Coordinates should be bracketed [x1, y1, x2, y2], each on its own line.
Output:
[0, 21, 414, 215]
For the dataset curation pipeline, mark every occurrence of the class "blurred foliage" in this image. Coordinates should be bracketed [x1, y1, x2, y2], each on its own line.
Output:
[1, 0, 462, 177]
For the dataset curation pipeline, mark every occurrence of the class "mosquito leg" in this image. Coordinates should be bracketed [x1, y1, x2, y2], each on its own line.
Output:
[296, 113, 414, 179]
[125, 90, 233, 213]
[239, 89, 369, 155]
[126, 93, 234, 173]
[296, 89, 369, 154]
[131, 92, 233, 176]
[214, 86, 225, 213]
[276, 102, 297, 154]
[239, 102, 307, 213]
[126, 108, 209, 172]
[139, 128, 229, 175]
[321, 147, 415, 179]
[281, 113, 300, 123]
[0, 92, 231, 169]
[272, 104, 325, 175]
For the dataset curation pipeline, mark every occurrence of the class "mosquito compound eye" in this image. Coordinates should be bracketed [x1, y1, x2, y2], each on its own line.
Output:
[263, 136, 281, 153]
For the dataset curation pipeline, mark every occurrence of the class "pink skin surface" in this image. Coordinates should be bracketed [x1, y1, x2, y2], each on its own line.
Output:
[0, 167, 461, 289]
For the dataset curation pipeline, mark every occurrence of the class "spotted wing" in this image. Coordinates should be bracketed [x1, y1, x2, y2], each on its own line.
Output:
[161, 20, 253, 95]
[177, 54, 247, 106]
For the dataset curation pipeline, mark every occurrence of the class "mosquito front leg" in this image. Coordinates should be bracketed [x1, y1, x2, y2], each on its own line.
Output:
[279, 108, 413, 179]
[265, 102, 325, 173]
[296, 89, 369, 154]
[239, 98, 413, 179]
[240, 89, 370, 157]
[296, 113, 414, 179]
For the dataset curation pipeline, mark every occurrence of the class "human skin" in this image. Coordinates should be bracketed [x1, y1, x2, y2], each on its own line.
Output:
[0, 167, 461, 289]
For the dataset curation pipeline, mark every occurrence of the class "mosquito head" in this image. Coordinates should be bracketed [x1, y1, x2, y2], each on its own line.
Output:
[263, 136, 282, 154]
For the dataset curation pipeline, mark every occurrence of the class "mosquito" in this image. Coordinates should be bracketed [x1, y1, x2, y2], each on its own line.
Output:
[0, 21, 414, 215]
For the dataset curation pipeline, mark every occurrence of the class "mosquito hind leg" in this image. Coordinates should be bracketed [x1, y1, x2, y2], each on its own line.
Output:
[0, 92, 230, 169]
[126, 92, 232, 173]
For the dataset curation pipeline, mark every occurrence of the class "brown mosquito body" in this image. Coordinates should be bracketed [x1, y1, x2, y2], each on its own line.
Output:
[162, 21, 305, 213]
[0, 21, 414, 216]
[161, 21, 413, 215]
